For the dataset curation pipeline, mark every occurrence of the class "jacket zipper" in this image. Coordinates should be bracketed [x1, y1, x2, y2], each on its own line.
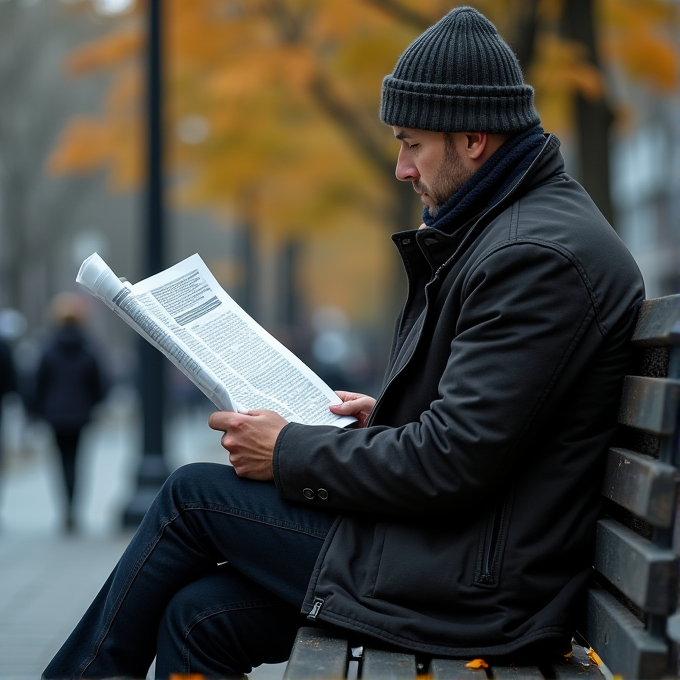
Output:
[307, 597, 324, 621]
[367, 326, 425, 428]
[482, 508, 501, 580]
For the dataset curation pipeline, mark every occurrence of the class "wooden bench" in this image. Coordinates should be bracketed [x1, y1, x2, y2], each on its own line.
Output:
[282, 295, 680, 680]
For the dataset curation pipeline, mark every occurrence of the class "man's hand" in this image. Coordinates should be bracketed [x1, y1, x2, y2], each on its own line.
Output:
[208, 410, 288, 481]
[329, 391, 376, 428]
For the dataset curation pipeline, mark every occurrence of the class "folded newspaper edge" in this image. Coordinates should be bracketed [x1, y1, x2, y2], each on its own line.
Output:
[76, 252, 356, 428]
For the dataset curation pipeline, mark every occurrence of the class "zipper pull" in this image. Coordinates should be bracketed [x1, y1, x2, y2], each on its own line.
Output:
[307, 597, 324, 621]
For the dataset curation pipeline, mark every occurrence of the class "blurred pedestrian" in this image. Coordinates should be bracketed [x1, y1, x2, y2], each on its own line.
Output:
[0, 332, 18, 468]
[32, 293, 107, 532]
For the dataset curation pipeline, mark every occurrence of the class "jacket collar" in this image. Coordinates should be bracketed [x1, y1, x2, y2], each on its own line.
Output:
[391, 134, 564, 273]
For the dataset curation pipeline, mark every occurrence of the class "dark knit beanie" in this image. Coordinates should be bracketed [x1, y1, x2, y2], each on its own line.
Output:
[380, 6, 540, 134]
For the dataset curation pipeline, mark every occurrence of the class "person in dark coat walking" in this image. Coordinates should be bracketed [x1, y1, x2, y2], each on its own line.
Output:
[34, 293, 107, 532]
[0, 332, 18, 478]
[44, 8, 645, 677]
[0, 335, 17, 405]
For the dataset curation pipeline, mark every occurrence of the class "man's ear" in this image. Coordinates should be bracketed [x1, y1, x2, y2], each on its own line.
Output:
[464, 132, 488, 160]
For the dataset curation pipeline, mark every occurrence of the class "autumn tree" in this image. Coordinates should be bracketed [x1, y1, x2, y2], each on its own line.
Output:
[48, 1, 438, 327]
[0, 0, 109, 321]
[48, 0, 678, 323]
[485, 0, 679, 225]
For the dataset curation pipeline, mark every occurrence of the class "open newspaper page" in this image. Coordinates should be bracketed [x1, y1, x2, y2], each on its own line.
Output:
[76, 253, 356, 428]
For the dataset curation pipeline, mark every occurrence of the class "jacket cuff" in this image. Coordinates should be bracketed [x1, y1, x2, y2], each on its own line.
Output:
[272, 421, 296, 499]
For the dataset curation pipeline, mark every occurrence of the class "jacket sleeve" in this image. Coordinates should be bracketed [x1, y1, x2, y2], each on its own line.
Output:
[273, 242, 605, 516]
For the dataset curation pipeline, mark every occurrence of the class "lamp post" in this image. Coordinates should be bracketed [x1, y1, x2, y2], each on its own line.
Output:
[123, 0, 169, 527]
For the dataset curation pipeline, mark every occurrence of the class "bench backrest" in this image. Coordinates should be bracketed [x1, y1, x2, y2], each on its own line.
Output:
[584, 294, 680, 678]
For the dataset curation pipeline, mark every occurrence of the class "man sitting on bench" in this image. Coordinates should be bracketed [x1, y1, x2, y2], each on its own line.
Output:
[44, 7, 645, 678]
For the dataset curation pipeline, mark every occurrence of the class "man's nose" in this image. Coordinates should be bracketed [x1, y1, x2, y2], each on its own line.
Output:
[395, 148, 419, 182]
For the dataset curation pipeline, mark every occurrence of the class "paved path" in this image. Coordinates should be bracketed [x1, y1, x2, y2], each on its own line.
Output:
[0, 390, 286, 680]
[0, 534, 134, 678]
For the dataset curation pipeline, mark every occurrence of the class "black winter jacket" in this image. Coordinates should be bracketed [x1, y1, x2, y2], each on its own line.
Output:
[272, 135, 645, 659]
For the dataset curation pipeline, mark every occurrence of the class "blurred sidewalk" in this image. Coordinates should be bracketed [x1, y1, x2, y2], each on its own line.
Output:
[0, 388, 286, 680]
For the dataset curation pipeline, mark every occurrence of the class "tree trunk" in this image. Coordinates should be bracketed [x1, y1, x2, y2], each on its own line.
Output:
[562, 0, 616, 227]
[508, 0, 541, 71]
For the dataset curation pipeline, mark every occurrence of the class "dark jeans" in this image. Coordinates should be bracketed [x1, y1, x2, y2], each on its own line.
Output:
[43, 462, 338, 678]
[54, 428, 82, 507]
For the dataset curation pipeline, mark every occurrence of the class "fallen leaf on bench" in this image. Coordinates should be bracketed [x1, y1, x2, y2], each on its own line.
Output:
[587, 648, 602, 666]
[465, 659, 489, 669]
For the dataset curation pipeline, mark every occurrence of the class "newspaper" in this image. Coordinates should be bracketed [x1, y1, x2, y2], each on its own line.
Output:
[76, 253, 356, 428]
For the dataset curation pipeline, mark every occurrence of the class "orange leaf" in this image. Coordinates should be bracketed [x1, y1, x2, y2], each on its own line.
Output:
[587, 647, 602, 666]
[465, 659, 489, 669]
[563, 650, 573, 658]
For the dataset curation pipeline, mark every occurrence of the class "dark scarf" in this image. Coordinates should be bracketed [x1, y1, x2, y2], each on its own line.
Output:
[421, 124, 546, 232]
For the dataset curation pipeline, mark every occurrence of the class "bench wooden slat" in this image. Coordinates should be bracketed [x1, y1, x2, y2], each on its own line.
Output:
[361, 648, 417, 680]
[617, 376, 680, 435]
[631, 295, 680, 347]
[283, 627, 350, 680]
[602, 448, 677, 527]
[585, 587, 669, 679]
[594, 518, 677, 615]
[429, 659, 487, 680]
[551, 643, 604, 679]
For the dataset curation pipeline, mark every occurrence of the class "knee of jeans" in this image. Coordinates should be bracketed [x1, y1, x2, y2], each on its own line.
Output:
[159, 463, 212, 512]
[164, 462, 230, 495]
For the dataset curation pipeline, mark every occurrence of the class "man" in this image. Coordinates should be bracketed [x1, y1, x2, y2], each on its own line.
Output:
[44, 7, 644, 678]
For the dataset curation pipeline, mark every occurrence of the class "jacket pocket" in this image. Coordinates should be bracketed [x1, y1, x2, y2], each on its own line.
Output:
[474, 489, 514, 588]
[363, 523, 388, 598]
[365, 521, 478, 608]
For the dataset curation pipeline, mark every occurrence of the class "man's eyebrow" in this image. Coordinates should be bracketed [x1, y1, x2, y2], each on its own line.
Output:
[394, 131, 414, 140]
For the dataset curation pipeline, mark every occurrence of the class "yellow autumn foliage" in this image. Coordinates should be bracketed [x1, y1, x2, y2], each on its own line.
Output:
[48, 0, 678, 239]
[600, 0, 678, 91]
[66, 27, 143, 76]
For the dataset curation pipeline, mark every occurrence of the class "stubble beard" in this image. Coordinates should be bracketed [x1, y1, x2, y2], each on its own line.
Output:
[416, 134, 474, 217]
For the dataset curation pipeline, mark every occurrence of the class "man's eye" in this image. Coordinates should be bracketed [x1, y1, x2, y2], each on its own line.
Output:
[408, 143, 419, 150]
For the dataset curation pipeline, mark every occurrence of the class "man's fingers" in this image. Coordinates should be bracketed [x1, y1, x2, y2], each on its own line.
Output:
[334, 391, 368, 402]
[208, 410, 248, 431]
[209, 409, 285, 482]
[329, 394, 376, 429]
[330, 396, 375, 413]
[208, 410, 229, 431]
[330, 401, 361, 414]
